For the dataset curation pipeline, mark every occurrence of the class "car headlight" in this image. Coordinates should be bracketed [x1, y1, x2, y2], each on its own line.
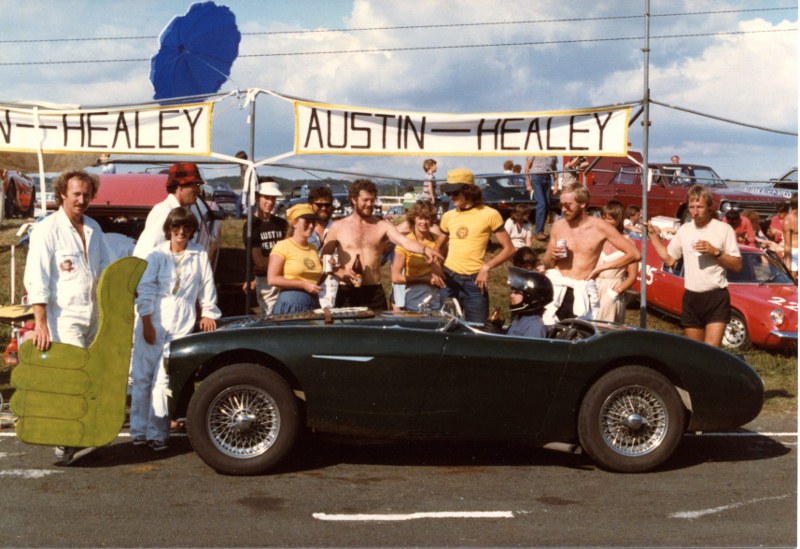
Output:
[769, 308, 785, 327]
[719, 201, 732, 213]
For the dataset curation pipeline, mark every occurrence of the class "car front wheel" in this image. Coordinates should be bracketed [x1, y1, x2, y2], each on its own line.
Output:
[187, 363, 299, 475]
[578, 366, 685, 473]
[723, 310, 751, 351]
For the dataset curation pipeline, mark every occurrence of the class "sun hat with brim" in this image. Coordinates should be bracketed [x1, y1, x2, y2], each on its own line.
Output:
[166, 162, 203, 188]
[440, 168, 475, 193]
[286, 203, 319, 224]
[255, 181, 283, 197]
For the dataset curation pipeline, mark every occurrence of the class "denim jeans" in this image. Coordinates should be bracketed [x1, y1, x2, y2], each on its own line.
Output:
[273, 289, 319, 314]
[531, 174, 551, 234]
[442, 267, 488, 323]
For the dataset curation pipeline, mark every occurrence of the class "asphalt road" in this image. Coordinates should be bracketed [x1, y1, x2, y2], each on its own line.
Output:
[0, 413, 795, 547]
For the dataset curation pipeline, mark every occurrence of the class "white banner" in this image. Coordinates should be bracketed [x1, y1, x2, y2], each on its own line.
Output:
[0, 102, 213, 155]
[295, 101, 630, 156]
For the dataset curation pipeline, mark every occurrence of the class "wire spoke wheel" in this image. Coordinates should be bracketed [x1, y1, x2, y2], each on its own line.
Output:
[187, 364, 299, 475]
[598, 385, 667, 457]
[579, 366, 685, 473]
[207, 385, 281, 459]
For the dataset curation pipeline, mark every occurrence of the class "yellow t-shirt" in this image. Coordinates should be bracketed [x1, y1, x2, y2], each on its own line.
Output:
[396, 234, 436, 278]
[271, 239, 322, 285]
[440, 205, 503, 274]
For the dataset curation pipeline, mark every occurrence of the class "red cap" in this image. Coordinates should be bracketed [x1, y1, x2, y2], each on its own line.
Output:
[166, 162, 203, 188]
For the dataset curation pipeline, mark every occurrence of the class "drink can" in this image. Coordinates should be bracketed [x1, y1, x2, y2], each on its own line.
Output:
[556, 239, 568, 259]
[322, 254, 333, 273]
[690, 239, 702, 256]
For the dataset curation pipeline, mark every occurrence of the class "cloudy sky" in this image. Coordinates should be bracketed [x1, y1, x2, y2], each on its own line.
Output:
[1, 0, 796, 183]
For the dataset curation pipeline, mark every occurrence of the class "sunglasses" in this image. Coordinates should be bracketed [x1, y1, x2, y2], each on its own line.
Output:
[170, 225, 194, 234]
[313, 202, 333, 209]
[446, 191, 461, 197]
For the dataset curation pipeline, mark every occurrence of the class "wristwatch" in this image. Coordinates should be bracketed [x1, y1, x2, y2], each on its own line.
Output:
[713, 249, 723, 258]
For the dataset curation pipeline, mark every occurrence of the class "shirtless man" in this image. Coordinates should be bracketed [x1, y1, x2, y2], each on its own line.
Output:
[541, 183, 639, 323]
[322, 179, 442, 310]
[782, 194, 798, 280]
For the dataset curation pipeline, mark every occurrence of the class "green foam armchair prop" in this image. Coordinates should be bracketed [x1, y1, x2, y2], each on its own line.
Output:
[10, 256, 147, 448]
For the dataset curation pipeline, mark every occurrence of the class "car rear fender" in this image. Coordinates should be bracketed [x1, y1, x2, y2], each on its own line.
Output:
[538, 354, 691, 443]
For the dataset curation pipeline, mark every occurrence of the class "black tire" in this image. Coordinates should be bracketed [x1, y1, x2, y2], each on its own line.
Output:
[187, 363, 299, 476]
[5, 184, 16, 218]
[723, 310, 752, 351]
[578, 366, 685, 473]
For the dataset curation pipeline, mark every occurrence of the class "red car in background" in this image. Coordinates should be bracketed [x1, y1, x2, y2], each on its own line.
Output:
[631, 240, 797, 352]
[2, 170, 36, 218]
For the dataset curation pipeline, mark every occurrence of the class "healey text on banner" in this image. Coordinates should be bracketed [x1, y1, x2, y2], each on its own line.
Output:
[295, 101, 630, 156]
[0, 103, 213, 156]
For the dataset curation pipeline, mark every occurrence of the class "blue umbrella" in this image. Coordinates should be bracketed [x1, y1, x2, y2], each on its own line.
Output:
[150, 1, 241, 100]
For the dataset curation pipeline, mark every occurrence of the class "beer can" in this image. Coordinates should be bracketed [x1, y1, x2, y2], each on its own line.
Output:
[322, 254, 333, 273]
[556, 239, 568, 259]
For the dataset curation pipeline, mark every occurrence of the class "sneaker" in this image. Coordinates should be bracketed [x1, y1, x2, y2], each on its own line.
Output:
[55, 446, 77, 465]
[148, 440, 168, 452]
[131, 435, 147, 446]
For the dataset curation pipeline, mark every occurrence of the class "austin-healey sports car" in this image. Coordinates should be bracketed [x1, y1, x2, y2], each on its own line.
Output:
[165, 308, 764, 476]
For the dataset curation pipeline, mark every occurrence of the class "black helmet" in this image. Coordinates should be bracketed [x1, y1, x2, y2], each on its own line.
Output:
[508, 266, 553, 316]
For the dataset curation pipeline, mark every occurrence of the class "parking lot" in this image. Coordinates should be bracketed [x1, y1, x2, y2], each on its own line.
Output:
[0, 412, 795, 547]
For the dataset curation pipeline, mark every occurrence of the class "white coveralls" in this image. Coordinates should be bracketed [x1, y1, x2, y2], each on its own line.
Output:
[23, 208, 110, 346]
[130, 241, 220, 443]
[132, 194, 182, 259]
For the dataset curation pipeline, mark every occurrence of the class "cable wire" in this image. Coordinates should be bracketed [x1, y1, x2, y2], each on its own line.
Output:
[0, 28, 794, 66]
[0, 6, 794, 43]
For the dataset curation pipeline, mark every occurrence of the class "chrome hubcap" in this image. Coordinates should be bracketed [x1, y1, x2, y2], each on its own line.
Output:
[207, 385, 281, 459]
[599, 385, 668, 456]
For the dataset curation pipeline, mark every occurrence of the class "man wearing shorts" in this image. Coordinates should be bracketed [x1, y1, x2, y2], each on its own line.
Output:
[648, 185, 742, 347]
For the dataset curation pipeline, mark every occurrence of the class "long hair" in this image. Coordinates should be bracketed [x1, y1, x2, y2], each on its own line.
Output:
[602, 200, 625, 232]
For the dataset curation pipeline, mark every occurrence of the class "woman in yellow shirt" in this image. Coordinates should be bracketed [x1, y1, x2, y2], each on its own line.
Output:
[268, 204, 323, 314]
[391, 201, 445, 311]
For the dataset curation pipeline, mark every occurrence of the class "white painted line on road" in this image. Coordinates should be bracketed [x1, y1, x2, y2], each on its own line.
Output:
[0, 469, 63, 479]
[669, 494, 789, 520]
[688, 432, 797, 437]
[313, 511, 514, 522]
[0, 452, 26, 458]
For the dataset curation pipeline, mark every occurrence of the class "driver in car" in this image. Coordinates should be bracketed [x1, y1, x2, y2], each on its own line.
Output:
[505, 266, 553, 339]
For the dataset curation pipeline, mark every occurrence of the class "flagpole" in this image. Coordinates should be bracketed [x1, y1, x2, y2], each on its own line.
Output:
[639, 0, 651, 329]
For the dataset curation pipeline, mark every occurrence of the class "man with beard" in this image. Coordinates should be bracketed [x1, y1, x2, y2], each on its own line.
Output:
[648, 185, 742, 347]
[541, 183, 639, 323]
[322, 179, 442, 310]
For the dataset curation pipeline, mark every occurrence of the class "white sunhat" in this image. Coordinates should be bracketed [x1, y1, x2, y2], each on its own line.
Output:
[255, 181, 283, 197]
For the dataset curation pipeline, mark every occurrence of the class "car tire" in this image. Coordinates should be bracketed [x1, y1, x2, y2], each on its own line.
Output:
[187, 363, 299, 476]
[578, 366, 685, 473]
[5, 184, 17, 218]
[723, 310, 752, 351]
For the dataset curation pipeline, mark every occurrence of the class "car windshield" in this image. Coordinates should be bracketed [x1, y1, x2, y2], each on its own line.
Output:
[727, 251, 795, 284]
[660, 166, 726, 187]
[477, 175, 526, 189]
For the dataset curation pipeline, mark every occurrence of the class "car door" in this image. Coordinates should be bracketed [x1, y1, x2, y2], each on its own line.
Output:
[416, 329, 570, 439]
[297, 324, 448, 435]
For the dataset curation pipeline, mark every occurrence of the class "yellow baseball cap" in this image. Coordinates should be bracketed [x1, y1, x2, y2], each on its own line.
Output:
[440, 168, 475, 193]
[286, 203, 319, 224]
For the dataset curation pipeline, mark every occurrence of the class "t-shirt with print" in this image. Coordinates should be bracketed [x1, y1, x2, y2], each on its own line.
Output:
[666, 218, 740, 292]
[243, 215, 289, 259]
[440, 205, 503, 275]
[271, 239, 322, 285]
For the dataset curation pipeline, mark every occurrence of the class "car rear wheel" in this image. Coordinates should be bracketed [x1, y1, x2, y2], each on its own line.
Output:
[5, 184, 16, 218]
[187, 363, 299, 475]
[578, 366, 685, 473]
[723, 311, 751, 351]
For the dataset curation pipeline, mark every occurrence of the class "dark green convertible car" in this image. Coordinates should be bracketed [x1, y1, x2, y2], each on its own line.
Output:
[165, 309, 764, 476]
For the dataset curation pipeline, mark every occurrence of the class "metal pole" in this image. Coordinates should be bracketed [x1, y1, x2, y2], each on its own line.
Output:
[244, 98, 257, 315]
[639, 0, 651, 328]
